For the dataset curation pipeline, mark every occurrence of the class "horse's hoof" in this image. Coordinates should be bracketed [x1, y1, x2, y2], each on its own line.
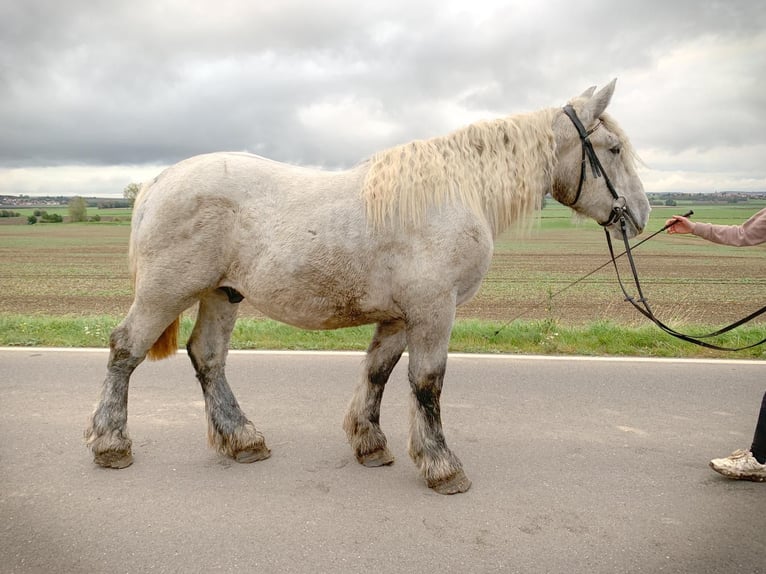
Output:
[428, 469, 472, 495]
[94, 449, 133, 469]
[234, 446, 271, 463]
[357, 447, 395, 467]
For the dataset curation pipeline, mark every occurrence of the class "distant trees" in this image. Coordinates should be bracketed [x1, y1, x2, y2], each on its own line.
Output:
[29, 211, 63, 223]
[123, 182, 141, 206]
[96, 199, 131, 209]
[68, 196, 88, 222]
[40, 212, 63, 223]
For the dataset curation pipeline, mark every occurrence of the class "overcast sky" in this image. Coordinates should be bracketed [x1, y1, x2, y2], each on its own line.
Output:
[1, 0, 764, 197]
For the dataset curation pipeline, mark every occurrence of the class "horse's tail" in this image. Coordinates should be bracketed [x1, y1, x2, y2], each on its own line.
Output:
[147, 316, 180, 361]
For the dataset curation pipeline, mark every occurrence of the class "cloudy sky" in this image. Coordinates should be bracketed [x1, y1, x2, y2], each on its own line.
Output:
[1, 0, 764, 197]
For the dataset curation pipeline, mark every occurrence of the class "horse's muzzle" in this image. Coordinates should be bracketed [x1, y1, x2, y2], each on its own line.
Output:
[600, 197, 645, 239]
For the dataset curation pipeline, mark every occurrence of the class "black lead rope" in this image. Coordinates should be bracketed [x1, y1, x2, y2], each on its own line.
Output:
[489, 215, 689, 338]
[605, 219, 766, 351]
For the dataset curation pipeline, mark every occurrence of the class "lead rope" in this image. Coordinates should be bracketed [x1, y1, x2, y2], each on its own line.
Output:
[489, 213, 691, 338]
[490, 210, 766, 349]
[606, 217, 766, 351]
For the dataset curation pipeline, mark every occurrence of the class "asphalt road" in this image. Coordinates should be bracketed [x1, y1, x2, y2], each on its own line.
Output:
[1, 348, 764, 574]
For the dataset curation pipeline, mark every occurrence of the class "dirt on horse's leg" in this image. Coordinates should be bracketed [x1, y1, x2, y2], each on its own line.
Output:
[188, 290, 270, 463]
[406, 308, 471, 495]
[84, 313, 154, 468]
[343, 320, 406, 467]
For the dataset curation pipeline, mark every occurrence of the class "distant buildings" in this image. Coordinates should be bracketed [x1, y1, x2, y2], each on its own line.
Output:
[0, 195, 131, 208]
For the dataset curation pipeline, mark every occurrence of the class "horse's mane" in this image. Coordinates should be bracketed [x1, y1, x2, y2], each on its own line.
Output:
[361, 108, 558, 235]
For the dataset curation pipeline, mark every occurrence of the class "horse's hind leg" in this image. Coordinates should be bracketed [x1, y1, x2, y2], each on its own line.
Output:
[406, 305, 471, 494]
[343, 320, 406, 467]
[187, 289, 270, 463]
[85, 304, 183, 468]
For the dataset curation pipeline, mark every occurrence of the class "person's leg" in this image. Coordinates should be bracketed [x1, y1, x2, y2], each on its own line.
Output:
[709, 390, 766, 482]
[749, 390, 766, 464]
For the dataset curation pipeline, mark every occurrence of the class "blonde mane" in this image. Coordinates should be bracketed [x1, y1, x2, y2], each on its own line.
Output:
[361, 108, 558, 235]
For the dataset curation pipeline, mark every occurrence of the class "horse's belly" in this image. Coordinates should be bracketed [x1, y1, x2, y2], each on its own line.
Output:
[244, 284, 393, 330]
[250, 300, 385, 330]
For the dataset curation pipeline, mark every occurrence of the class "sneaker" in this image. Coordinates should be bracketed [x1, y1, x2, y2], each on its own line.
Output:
[709, 449, 766, 482]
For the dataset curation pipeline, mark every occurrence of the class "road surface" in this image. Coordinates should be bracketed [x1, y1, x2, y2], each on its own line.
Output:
[1, 348, 764, 573]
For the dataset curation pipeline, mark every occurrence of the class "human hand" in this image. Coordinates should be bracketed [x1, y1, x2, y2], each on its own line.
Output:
[665, 215, 694, 235]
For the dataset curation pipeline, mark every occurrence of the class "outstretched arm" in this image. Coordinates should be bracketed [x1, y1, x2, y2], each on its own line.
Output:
[666, 208, 766, 247]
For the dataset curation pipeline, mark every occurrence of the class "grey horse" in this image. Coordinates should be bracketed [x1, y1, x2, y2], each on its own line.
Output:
[85, 80, 650, 494]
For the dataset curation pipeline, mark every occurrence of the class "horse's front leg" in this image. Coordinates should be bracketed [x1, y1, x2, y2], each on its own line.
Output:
[406, 306, 471, 494]
[187, 290, 270, 463]
[343, 320, 406, 467]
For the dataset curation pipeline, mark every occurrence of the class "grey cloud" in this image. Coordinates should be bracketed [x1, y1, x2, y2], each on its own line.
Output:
[0, 0, 764, 194]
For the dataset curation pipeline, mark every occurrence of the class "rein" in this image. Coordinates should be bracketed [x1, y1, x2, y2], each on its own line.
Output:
[605, 219, 766, 351]
[561, 105, 766, 351]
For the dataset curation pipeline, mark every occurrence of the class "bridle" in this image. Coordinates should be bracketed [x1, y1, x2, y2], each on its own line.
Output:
[561, 104, 766, 351]
[560, 104, 640, 232]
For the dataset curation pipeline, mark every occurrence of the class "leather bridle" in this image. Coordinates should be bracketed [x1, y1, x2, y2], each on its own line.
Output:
[560, 104, 640, 233]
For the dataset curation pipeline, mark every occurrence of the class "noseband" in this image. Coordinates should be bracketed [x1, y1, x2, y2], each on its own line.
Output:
[560, 105, 638, 231]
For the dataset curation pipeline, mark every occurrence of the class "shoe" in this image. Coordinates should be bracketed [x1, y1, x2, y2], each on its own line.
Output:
[709, 449, 766, 482]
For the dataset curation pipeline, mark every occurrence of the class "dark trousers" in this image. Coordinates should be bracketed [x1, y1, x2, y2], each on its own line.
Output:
[751, 391, 766, 464]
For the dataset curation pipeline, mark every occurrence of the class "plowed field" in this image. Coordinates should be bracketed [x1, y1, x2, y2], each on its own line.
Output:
[2, 206, 764, 329]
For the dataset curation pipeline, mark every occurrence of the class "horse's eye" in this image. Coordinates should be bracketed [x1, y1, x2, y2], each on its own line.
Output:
[610, 146, 621, 155]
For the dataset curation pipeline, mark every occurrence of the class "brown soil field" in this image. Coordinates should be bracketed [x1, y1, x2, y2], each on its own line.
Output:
[1, 221, 764, 329]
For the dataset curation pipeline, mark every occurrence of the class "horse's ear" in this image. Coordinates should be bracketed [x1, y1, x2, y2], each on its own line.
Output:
[585, 78, 617, 121]
[579, 86, 597, 98]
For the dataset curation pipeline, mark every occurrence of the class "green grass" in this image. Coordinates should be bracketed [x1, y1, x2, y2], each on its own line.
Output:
[1, 314, 763, 359]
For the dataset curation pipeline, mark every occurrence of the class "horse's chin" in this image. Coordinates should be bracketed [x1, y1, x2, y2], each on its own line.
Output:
[606, 220, 642, 240]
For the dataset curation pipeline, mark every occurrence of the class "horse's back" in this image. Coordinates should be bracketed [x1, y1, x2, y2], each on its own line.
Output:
[127, 153, 372, 307]
[139, 152, 361, 205]
[132, 152, 367, 242]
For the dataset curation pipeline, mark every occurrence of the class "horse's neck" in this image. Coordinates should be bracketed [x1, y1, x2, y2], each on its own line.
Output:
[471, 108, 556, 237]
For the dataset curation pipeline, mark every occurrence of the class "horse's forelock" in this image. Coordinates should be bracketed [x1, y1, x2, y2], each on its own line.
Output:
[599, 112, 643, 172]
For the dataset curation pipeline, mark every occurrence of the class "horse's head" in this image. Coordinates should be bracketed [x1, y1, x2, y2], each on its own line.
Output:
[551, 79, 651, 239]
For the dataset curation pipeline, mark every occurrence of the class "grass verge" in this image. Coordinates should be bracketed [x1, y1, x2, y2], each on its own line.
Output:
[1, 314, 763, 359]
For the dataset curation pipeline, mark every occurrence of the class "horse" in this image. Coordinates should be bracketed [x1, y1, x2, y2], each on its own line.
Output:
[85, 80, 650, 494]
